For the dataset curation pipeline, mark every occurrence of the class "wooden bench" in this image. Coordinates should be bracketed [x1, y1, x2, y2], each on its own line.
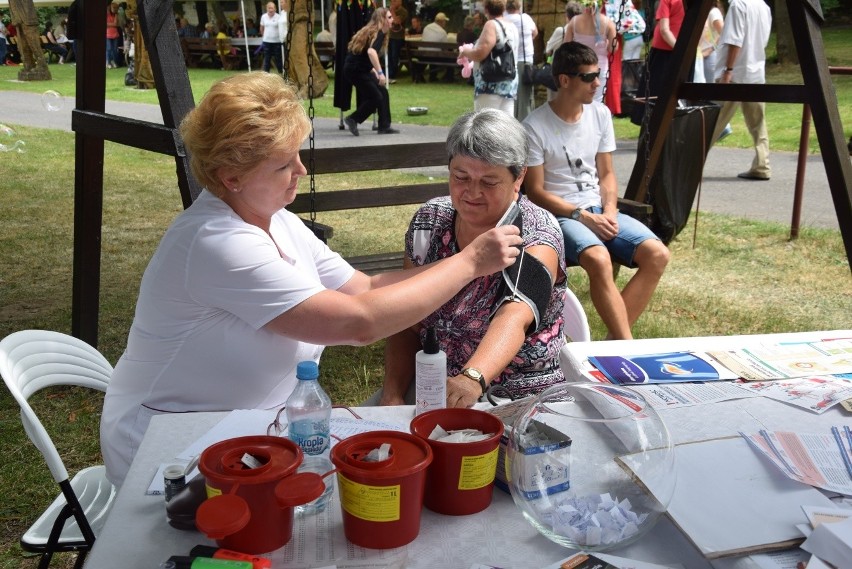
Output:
[288, 143, 653, 275]
[181, 37, 242, 69]
[404, 40, 459, 83]
[314, 40, 335, 70]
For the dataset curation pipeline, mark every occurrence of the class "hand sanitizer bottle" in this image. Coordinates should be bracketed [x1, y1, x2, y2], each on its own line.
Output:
[415, 327, 447, 415]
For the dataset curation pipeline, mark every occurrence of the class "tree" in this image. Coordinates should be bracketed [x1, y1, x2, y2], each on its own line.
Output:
[9, 0, 51, 80]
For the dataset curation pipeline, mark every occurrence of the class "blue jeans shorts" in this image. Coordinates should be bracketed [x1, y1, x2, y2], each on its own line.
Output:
[558, 206, 659, 268]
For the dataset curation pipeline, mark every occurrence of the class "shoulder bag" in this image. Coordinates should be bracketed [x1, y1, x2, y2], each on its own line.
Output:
[480, 20, 516, 83]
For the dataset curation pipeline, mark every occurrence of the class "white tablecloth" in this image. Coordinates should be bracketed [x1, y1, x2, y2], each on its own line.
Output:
[84, 330, 852, 569]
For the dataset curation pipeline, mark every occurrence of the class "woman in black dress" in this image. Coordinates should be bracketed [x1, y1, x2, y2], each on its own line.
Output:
[342, 8, 399, 135]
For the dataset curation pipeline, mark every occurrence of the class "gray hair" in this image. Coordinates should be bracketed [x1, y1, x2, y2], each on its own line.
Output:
[446, 109, 528, 180]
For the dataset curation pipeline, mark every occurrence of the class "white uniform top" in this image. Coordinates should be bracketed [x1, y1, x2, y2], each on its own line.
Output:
[523, 101, 616, 210]
[261, 12, 282, 42]
[714, 0, 771, 84]
[504, 12, 536, 63]
[101, 190, 354, 485]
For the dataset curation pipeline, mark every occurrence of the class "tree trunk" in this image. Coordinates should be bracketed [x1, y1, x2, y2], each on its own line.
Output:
[9, 0, 51, 80]
[775, 0, 798, 65]
[124, 0, 155, 89]
[286, 0, 329, 98]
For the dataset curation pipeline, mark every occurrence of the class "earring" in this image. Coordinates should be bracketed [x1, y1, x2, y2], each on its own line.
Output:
[231, 187, 239, 193]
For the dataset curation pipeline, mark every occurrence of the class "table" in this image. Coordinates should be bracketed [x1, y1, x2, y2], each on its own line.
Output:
[84, 330, 851, 569]
[86, 406, 711, 569]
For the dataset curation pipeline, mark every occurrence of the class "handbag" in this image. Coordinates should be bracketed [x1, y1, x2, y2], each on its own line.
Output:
[479, 20, 516, 83]
[522, 63, 557, 91]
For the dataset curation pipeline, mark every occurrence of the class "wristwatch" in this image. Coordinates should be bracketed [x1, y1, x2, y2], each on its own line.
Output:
[461, 367, 487, 395]
[570, 208, 583, 221]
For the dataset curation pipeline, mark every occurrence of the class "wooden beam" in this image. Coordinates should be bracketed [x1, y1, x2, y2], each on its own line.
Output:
[72, 110, 185, 156]
[788, 0, 852, 269]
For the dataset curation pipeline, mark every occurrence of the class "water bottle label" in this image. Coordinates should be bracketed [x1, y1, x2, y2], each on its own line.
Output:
[289, 419, 330, 456]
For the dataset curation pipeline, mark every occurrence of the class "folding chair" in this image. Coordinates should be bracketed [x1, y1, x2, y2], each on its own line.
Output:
[563, 288, 591, 343]
[0, 330, 117, 569]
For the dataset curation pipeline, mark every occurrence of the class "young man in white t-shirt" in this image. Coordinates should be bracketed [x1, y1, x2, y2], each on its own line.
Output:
[523, 41, 669, 340]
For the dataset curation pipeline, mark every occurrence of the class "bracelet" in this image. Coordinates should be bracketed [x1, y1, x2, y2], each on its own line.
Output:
[376, 70, 384, 75]
[724, 67, 734, 72]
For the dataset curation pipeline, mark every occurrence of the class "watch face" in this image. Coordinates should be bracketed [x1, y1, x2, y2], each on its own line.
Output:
[464, 368, 483, 380]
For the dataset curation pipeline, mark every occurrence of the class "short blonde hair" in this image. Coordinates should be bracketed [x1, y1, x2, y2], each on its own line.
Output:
[180, 73, 311, 197]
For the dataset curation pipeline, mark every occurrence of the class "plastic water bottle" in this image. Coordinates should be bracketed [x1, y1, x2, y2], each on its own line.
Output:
[286, 361, 334, 514]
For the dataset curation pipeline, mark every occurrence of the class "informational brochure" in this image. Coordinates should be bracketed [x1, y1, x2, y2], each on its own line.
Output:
[707, 339, 852, 381]
[627, 381, 758, 410]
[733, 376, 852, 414]
[740, 430, 852, 496]
[588, 352, 738, 385]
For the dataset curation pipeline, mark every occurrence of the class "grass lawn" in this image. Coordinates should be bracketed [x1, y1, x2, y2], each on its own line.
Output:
[0, 25, 850, 569]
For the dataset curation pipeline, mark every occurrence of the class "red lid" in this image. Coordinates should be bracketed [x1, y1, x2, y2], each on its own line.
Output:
[275, 472, 326, 507]
[199, 436, 303, 487]
[331, 431, 432, 479]
[195, 494, 251, 539]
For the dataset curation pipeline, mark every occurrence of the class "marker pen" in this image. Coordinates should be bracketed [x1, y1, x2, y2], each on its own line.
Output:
[189, 545, 272, 569]
[160, 556, 253, 569]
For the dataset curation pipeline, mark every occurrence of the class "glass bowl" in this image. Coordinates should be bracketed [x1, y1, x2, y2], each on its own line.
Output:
[506, 383, 675, 551]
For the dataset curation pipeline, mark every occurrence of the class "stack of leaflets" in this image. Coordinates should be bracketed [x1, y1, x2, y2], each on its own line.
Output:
[588, 352, 737, 385]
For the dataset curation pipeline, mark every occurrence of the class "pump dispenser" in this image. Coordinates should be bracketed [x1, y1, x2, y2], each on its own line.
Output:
[415, 327, 447, 415]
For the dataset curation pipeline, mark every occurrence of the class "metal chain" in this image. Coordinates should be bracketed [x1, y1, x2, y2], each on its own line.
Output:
[284, 1, 295, 79]
[639, 12, 653, 204]
[306, 0, 317, 228]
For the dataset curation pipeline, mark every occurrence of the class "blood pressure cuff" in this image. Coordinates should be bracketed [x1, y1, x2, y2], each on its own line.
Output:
[490, 211, 554, 336]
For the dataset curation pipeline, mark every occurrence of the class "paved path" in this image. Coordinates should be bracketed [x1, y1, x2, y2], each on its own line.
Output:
[0, 90, 841, 230]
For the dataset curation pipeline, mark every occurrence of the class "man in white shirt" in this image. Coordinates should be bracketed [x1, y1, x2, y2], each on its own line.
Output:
[504, 0, 537, 120]
[712, 0, 772, 181]
[259, 1, 284, 73]
[523, 42, 670, 340]
[419, 12, 453, 82]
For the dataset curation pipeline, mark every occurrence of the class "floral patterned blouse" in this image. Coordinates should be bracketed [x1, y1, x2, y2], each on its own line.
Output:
[406, 196, 568, 399]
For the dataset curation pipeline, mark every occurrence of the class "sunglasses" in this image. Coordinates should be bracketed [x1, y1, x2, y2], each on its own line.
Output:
[564, 71, 601, 83]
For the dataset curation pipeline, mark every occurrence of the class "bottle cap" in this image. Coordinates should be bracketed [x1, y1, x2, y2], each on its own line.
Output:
[423, 328, 440, 355]
[296, 361, 319, 380]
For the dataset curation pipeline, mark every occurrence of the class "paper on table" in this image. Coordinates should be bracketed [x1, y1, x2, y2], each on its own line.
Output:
[747, 549, 810, 569]
[707, 339, 852, 381]
[741, 430, 852, 495]
[732, 376, 852, 413]
[627, 381, 758, 410]
[800, 516, 852, 567]
[617, 436, 836, 559]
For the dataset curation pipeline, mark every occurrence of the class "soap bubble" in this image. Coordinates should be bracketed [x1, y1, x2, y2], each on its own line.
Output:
[41, 90, 63, 112]
[0, 124, 27, 153]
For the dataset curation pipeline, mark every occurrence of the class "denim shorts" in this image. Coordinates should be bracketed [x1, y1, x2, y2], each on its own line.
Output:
[558, 206, 659, 268]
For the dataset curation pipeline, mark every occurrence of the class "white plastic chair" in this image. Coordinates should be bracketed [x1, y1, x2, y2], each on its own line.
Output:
[563, 288, 591, 343]
[0, 330, 117, 569]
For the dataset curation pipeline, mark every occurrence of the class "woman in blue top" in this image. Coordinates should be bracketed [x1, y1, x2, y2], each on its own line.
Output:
[459, 0, 518, 115]
[342, 8, 399, 136]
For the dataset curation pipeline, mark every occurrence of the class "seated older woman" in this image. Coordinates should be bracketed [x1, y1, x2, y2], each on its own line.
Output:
[380, 109, 568, 408]
[100, 74, 522, 486]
